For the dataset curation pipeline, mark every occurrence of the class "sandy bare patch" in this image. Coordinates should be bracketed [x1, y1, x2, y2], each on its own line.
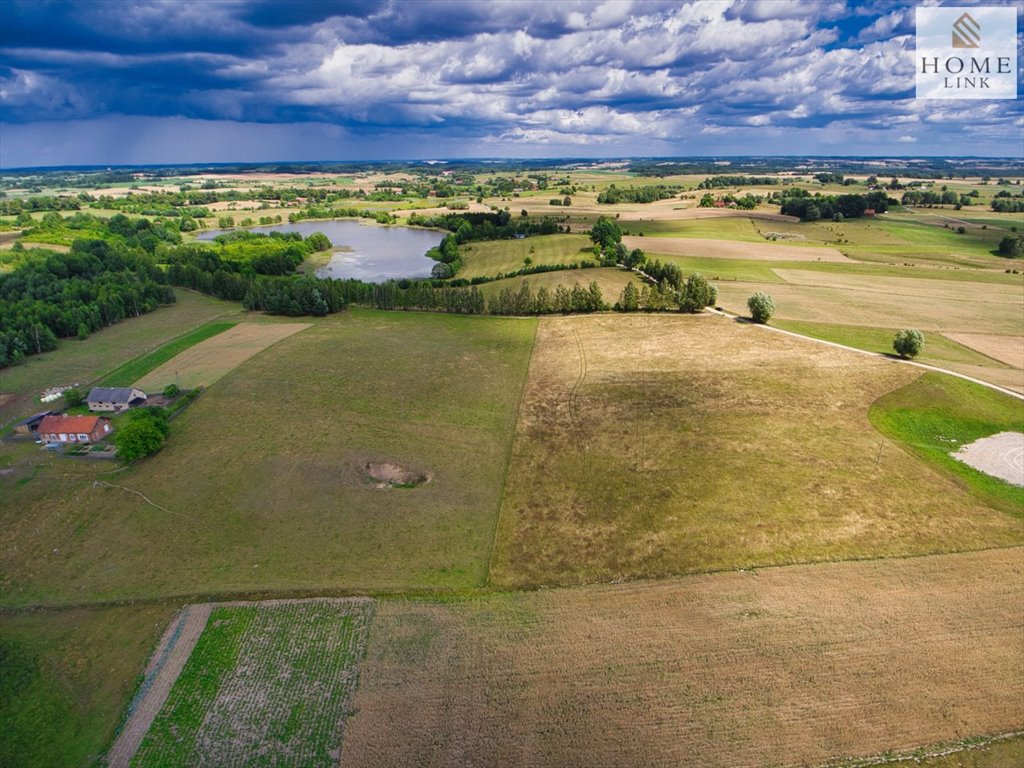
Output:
[623, 235, 850, 262]
[944, 333, 1024, 369]
[364, 461, 430, 488]
[342, 548, 1024, 768]
[106, 605, 213, 768]
[134, 322, 309, 392]
[952, 432, 1024, 486]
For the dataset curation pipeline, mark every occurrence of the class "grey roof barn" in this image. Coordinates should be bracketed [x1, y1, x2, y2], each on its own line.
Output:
[86, 386, 147, 412]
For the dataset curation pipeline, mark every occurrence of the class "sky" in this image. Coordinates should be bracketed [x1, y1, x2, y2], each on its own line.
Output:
[1, 0, 1021, 168]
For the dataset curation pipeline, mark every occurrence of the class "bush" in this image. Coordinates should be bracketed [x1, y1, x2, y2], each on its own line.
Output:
[162, 384, 180, 398]
[747, 292, 775, 323]
[114, 407, 170, 461]
[893, 328, 924, 359]
[997, 235, 1024, 258]
[62, 387, 85, 408]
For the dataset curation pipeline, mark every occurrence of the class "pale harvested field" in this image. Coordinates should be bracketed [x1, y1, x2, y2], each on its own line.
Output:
[394, 202, 492, 217]
[623, 235, 850, 262]
[945, 333, 1024, 369]
[342, 548, 1024, 768]
[715, 279, 1023, 336]
[134, 322, 309, 391]
[489, 314, 1022, 588]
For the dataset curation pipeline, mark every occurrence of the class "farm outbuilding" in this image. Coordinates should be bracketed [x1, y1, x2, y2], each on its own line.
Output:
[11, 411, 55, 436]
[86, 387, 147, 413]
[37, 414, 112, 444]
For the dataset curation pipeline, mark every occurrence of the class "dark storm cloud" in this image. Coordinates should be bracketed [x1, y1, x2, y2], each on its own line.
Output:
[0, 0, 1021, 166]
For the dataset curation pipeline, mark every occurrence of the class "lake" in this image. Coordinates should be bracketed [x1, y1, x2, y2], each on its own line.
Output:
[196, 219, 443, 282]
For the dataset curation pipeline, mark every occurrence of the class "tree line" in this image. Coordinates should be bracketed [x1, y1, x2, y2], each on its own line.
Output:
[779, 190, 891, 221]
[0, 239, 175, 367]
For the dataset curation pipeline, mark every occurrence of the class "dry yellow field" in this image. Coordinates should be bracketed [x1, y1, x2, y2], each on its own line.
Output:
[134, 322, 310, 391]
[488, 314, 1021, 588]
[715, 278, 1023, 336]
[341, 548, 1024, 768]
[944, 333, 1024, 370]
[623, 235, 850, 262]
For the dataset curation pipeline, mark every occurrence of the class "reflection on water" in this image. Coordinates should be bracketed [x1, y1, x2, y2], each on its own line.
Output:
[197, 219, 443, 282]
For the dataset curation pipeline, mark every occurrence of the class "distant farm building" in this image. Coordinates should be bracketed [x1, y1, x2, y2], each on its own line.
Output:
[37, 414, 112, 444]
[86, 387, 147, 413]
[713, 200, 727, 208]
[864, 209, 876, 217]
[11, 411, 54, 436]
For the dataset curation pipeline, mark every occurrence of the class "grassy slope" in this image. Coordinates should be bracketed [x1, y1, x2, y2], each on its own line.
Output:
[96, 322, 237, 388]
[459, 234, 594, 279]
[0, 309, 536, 605]
[869, 372, 1024, 516]
[770, 319, 1013, 369]
[0, 605, 172, 768]
[0, 290, 242, 425]
[489, 314, 1022, 589]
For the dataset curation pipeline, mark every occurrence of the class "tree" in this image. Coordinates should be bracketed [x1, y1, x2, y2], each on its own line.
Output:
[679, 273, 717, 313]
[63, 387, 85, 408]
[589, 216, 622, 252]
[698, 193, 716, 208]
[162, 384, 180, 398]
[305, 232, 331, 251]
[114, 419, 166, 461]
[747, 292, 774, 323]
[997, 235, 1024, 258]
[618, 281, 640, 312]
[893, 328, 923, 359]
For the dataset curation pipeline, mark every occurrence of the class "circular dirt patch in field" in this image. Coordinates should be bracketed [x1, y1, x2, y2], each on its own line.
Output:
[951, 432, 1024, 487]
[364, 461, 430, 489]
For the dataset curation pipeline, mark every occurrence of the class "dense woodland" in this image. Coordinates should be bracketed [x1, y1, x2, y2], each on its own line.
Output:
[0, 240, 175, 366]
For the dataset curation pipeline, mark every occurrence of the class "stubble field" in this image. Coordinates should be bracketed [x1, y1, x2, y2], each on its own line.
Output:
[133, 321, 311, 392]
[341, 548, 1024, 768]
[489, 313, 1022, 588]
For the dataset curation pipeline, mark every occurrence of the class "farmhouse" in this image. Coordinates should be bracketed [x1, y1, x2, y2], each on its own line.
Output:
[86, 386, 147, 413]
[37, 414, 112, 444]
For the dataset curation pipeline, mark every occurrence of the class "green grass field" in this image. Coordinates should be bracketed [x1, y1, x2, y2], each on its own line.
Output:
[134, 600, 373, 767]
[0, 309, 536, 605]
[770, 319, 1012, 369]
[96, 322, 237, 388]
[869, 373, 1024, 516]
[459, 234, 593, 279]
[0, 290, 242, 426]
[0, 604, 172, 768]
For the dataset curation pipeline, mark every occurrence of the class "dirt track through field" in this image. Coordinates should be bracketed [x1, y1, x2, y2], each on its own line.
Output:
[342, 548, 1024, 768]
[106, 604, 212, 768]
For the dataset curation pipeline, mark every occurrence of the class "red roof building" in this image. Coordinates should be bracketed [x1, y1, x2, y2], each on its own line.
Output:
[37, 414, 112, 444]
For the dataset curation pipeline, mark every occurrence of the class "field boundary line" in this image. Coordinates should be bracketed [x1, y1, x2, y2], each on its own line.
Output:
[484, 317, 540, 588]
[105, 603, 212, 768]
[711, 309, 1024, 401]
[816, 729, 1024, 767]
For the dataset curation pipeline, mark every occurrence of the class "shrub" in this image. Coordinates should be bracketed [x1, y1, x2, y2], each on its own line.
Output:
[997, 235, 1024, 258]
[747, 292, 775, 323]
[162, 384, 180, 398]
[893, 329, 924, 359]
[62, 387, 85, 408]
